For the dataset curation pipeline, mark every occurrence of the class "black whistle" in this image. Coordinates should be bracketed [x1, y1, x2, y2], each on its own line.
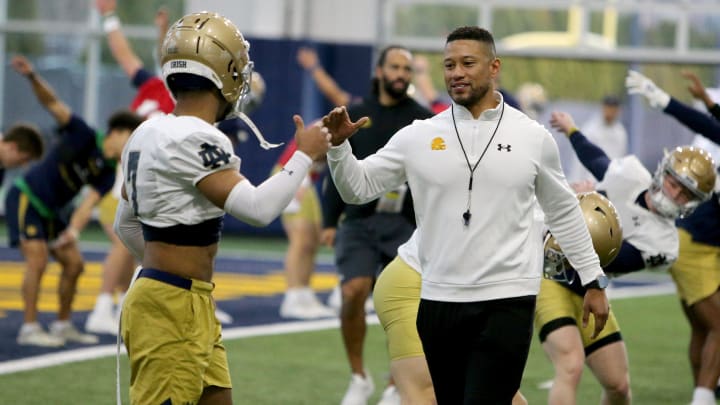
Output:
[463, 210, 471, 226]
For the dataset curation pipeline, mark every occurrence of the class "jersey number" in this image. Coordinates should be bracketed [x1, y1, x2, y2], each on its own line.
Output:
[126, 151, 140, 216]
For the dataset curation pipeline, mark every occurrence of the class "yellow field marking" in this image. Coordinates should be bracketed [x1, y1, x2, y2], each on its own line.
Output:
[0, 261, 338, 318]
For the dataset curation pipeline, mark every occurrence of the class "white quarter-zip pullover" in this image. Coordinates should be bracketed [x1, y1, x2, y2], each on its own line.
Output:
[328, 93, 604, 302]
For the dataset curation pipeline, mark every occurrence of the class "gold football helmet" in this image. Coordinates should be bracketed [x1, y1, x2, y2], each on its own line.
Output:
[650, 146, 716, 218]
[160, 11, 253, 111]
[544, 192, 623, 283]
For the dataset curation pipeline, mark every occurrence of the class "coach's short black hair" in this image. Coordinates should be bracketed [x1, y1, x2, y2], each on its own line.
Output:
[446, 26, 497, 58]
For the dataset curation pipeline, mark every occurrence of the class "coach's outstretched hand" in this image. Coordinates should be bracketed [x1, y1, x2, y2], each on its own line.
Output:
[625, 70, 670, 110]
[322, 106, 369, 146]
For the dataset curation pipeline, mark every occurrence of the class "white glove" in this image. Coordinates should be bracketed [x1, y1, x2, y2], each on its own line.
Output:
[625, 70, 670, 109]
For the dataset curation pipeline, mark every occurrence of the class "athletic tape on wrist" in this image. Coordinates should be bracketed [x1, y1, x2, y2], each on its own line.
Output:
[103, 15, 121, 33]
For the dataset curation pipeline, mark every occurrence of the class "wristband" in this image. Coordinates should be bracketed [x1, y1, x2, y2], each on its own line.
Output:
[103, 14, 121, 33]
[567, 127, 579, 137]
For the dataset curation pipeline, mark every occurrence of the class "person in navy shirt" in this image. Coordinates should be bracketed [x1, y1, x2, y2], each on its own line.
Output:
[6, 55, 143, 347]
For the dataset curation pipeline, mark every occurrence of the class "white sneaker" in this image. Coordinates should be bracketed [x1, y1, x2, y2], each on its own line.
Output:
[340, 371, 375, 405]
[327, 285, 341, 312]
[279, 289, 304, 318]
[17, 323, 64, 347]
[690, 387, 717, 405]
[376, 385, 400, 405]
[50, 321, 99, 344]
[85, 294, 118, 335]
[300, 288, 336, 317]
[280, 288, 336, 319]
[215, 307, 234, 324]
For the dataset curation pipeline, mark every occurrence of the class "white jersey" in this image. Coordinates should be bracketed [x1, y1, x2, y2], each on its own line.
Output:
[121, 114, 240, 227]
[597, 156, 678, 271]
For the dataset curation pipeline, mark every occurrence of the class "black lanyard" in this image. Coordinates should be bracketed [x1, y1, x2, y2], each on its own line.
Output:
[450, 102, 505, 226]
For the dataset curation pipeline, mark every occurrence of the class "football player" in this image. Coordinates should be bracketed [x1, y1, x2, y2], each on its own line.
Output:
[113, 12, 330, 404]
[90, 0, 269, 332]
[626, 70, 720, 405]
[7, 55, 143, 347]
[544, 110, 716, 405]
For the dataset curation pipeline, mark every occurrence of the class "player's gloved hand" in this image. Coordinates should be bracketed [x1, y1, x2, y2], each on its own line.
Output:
[625, 70, 670, 110]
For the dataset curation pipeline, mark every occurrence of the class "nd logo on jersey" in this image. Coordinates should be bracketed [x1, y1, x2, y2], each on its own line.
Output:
[198, 143, 231, 169]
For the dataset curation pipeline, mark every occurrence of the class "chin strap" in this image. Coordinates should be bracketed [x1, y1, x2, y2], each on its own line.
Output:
[236, 111, 284, 150]
[225, 96, 283, 150]
[225, 63, 283, 151]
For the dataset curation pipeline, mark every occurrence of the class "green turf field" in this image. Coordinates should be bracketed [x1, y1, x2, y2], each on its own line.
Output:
[0, 293, 696, 404]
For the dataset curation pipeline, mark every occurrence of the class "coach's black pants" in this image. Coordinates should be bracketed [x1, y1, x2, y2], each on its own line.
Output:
[416, 296, 536, 405]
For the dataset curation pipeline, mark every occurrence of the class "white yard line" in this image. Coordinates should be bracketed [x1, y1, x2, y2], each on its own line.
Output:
[0, 282, 676, 376]
[0, 315, 379, 376]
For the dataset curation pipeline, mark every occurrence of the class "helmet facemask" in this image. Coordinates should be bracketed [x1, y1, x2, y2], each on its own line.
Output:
[226, 61, 254, 119]
[238, 71, 266, 115]
[543, 232, 575, 284]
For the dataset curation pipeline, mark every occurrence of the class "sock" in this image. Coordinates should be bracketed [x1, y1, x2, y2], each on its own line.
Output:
[20, 322, 41, 333]
[95, 292, 113, 309]
[53, 320, 70, 327]
[299, 287, 324, 305]
[691, 387, 715, 404]
[284, 287, 303, 300]
[300, 286, 315, 294]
